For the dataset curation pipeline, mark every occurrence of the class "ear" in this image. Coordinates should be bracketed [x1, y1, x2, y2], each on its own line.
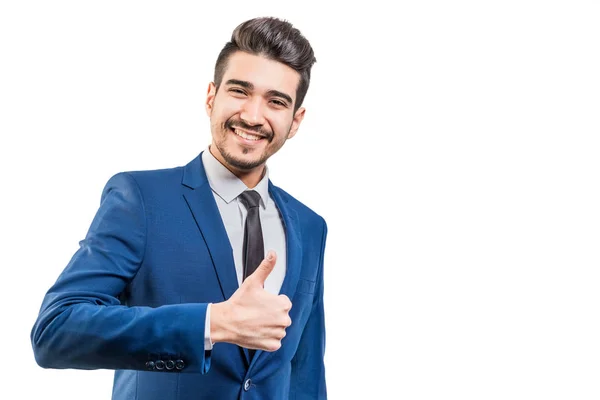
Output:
[287, 107, 306, 140]
[205, 82, 216, 117]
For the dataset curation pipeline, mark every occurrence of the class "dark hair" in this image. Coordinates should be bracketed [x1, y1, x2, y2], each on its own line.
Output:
[214, 17, 316, 112]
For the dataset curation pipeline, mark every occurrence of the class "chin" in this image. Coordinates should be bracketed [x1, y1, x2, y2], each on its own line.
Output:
[223, 150, 266, 171]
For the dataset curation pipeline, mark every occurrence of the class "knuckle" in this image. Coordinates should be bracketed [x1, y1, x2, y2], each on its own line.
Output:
[281, 316, 292, 327]
[278, 295, 292, 310]
[266, 339, 282, 352]
[279, 294, 290, 302]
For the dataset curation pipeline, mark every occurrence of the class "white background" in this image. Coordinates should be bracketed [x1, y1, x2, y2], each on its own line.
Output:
[1, 1, 599, 399]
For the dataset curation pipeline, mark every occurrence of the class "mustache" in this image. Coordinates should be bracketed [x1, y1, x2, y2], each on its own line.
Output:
[225, 119, 272, 139]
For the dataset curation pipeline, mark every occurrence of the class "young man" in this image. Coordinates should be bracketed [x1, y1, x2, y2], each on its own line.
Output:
[31, 17, 328, 400]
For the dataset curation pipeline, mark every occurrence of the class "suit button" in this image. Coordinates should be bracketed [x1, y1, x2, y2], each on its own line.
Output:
[243, 379, 252, 391]
[175, 359, 185, 370]
[145, 361, 155, 370]
[165, 360, 175, 370]
[155, 360, 165, 370]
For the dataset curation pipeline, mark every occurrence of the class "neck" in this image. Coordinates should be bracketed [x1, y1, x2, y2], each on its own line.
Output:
[209, 145, 265, 189]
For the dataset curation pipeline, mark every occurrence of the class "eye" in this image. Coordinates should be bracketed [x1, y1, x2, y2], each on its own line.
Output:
[229, 88, 247, 95]
[270, 99, 287, 108]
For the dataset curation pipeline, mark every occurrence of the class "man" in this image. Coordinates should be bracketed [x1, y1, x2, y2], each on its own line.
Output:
[31, 16, 328, 400]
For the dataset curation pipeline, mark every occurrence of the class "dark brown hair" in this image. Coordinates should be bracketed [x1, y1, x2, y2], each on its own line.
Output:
[214, 17, 316, 112]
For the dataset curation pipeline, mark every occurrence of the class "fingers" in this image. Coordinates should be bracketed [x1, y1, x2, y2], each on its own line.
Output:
[278, 294, 292, 312]
[262, 327, 289, 352]
[263, 340, 282, 352]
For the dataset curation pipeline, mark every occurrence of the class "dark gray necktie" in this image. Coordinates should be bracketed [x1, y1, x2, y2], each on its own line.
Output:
[238, 190, 264, 281]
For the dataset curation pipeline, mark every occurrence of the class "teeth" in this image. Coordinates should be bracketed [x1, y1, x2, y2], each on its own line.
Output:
[234, 128, 262, 141]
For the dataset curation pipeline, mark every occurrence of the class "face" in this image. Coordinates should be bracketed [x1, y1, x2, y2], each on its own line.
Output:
[205, 51, 305, 174]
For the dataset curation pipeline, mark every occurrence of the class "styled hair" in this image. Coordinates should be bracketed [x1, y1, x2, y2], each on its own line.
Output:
[214, 17, 316, 112]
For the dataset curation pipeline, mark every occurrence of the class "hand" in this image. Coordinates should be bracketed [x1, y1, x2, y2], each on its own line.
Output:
[210, 250, 292, 351]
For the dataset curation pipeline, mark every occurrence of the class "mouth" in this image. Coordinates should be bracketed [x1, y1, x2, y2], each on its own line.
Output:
[229, 127, 267, 144]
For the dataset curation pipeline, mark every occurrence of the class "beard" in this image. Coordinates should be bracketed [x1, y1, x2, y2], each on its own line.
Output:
[213, 116, 290, 171]
[216, 141, 270, 170]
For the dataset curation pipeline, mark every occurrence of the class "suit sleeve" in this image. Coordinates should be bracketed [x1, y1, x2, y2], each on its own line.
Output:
[290, 219, 328, 399]
[30, 172, 212, 374]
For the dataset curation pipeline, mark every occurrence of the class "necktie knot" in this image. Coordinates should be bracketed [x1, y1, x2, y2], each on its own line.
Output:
[239, 190, 261, 209]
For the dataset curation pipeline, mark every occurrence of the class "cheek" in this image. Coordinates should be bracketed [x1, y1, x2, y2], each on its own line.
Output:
[212, 98, 239, 122]
[269, 115, 294, 137]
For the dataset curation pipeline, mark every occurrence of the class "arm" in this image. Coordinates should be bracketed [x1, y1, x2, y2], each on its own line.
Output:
[30, 172, 211, 374]
[290, 220, 328, 399]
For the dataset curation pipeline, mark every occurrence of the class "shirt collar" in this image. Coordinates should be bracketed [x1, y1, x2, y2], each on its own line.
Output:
[201, 146, 270, 208]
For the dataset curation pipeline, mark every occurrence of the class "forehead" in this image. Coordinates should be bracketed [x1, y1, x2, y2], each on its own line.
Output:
[222, 51, 300, 100]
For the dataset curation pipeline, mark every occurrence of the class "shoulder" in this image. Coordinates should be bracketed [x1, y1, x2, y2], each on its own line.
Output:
[103, 164, 186, 193]
[97, 163, 189, 209]
[124, 165, 185, 188]
[270, 184, 327, 232]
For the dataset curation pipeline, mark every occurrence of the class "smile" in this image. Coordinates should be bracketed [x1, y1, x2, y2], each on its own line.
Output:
[231, 127, 265, 142]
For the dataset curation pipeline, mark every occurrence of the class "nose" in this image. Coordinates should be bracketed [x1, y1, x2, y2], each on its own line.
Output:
[239, 96, 266, 127]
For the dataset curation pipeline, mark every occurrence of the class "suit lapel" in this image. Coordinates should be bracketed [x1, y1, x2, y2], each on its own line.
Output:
[249, 182, 303, 369]
[181, 154, 239, 301]
[270, 183, 303, 301]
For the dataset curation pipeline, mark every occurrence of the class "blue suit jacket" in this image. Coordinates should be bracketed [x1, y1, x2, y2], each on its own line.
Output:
[31, 152, 328, 400]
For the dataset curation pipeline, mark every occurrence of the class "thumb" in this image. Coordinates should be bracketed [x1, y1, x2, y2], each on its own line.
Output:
[247, 251, 277, 286]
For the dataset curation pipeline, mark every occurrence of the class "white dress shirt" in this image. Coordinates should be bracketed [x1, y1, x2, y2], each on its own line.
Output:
[202, 147, 287, 350]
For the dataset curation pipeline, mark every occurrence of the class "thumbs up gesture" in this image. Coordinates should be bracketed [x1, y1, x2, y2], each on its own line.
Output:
[210, 251, 293, 351]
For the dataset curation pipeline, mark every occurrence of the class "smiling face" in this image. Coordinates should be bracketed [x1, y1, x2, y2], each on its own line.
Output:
[205, 51, 306, 179]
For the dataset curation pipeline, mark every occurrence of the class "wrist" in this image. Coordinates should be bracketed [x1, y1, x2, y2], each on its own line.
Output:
[210, 301, 234, 344]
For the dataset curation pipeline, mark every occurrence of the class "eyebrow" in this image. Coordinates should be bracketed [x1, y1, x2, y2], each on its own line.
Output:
[225, 79, 294, 105]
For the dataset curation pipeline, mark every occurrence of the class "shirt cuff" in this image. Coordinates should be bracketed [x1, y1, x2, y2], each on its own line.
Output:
[204, 303, 213, 351]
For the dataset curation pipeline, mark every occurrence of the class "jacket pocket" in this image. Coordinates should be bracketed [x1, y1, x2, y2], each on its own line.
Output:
[296, 278, 316, 295]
